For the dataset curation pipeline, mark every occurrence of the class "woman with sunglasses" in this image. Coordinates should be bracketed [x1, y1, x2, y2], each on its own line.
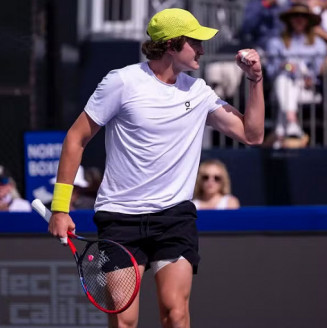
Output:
[193, 159, 240, 210]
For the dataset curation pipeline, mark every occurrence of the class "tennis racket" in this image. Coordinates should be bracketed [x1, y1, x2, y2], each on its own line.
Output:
[31, 199, 141, 314]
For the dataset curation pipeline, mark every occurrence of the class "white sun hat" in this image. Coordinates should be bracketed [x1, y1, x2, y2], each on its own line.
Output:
[49, 165, 89, 188]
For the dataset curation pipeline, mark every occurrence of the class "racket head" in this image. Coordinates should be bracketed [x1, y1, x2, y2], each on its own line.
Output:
[76, 238, 140, 314]
[31, 199, 140, 314]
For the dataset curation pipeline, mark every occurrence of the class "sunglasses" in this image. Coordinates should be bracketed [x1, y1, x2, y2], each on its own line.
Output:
[201, 174, 222, 183]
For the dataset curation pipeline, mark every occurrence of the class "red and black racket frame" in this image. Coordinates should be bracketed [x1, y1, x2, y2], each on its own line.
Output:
[66, 231, 141, 314]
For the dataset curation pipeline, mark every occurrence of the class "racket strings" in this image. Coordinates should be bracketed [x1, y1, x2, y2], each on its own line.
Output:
[81, 242, 137, 312]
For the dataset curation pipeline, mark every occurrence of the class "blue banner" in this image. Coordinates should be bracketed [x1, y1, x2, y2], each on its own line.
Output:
[24, 131, 66, 203]
[1, 206, 327, 233]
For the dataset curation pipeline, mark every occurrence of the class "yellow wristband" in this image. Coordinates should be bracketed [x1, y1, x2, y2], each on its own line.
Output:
[51, 183, 74, 213]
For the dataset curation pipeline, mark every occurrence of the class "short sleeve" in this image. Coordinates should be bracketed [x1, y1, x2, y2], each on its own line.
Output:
[199, 80, 228, 114]
[84, 70, 124, 126]
[206, 89, 228, 113]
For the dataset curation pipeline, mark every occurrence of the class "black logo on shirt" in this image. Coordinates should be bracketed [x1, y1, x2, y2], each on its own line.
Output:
[185, 101, 192, 111]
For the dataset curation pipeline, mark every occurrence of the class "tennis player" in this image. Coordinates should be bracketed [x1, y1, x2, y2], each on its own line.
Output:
[48, 8, 264, 328]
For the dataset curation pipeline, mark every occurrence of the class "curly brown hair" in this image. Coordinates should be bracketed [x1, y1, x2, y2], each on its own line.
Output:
[141, 36, 187, 60]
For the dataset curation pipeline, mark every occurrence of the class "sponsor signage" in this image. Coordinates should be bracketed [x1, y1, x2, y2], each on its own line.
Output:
[0, 261, 107, 327]
[24, 131, 66, 203]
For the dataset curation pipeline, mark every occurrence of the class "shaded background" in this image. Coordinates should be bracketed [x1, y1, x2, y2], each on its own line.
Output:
[1, 2, 327, 327]
[0, 0, 326, 206]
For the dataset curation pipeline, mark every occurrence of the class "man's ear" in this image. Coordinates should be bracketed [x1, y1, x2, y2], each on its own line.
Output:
[166, 40, 175, 54]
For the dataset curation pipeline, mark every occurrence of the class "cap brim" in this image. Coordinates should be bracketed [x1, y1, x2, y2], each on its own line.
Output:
[184, 26, 218, 40]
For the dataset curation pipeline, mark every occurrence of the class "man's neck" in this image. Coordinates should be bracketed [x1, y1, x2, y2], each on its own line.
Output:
[148, 58, 179, 84]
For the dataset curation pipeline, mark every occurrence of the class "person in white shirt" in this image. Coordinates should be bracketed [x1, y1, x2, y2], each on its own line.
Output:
[0, 165, 31, 212]
[47, 8, 264, 328]
[193, 159, 240, 210]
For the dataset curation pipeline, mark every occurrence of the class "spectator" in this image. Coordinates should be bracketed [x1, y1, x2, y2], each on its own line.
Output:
[309, 1, 327, 73]
[193, 159, 240, 210]
[0, 165, 31, 212]
[50, 165, 91, 210]
[241, 0, 292, 55]
[83, 166, 103, 209]
[84, 166, 102, 194]
[265, 3, 327, 148]
[308, 0, 327, 43]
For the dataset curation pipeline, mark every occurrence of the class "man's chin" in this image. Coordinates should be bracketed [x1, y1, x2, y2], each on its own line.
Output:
[189, 63, 200, 71]
[193, 60, 201, 69]
[181, 62, 200, 73]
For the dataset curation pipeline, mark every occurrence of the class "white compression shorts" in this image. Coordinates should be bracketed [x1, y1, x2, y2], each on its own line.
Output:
[150, 256, 186, 275]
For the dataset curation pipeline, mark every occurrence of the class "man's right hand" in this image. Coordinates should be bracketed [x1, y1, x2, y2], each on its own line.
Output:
[48, 212, 76, 245]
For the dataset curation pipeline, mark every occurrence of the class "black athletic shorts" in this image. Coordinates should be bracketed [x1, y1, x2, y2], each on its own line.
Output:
[93, 200, 200, 274]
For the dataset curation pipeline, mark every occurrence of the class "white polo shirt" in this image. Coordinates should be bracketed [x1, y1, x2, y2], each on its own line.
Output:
[85, 62, 227, 214]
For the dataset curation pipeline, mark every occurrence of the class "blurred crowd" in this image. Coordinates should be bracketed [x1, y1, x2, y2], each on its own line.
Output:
[2, 1, 327, 211]
[0, 160, 240, 212]
[241, 0, 327, 148]
[0, 164, 102, 213]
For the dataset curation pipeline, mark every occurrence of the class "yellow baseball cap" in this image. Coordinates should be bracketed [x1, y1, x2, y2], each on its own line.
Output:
[147, 8, 218, 42]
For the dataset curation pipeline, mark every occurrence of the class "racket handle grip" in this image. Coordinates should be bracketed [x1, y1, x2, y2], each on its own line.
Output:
[31, 199, 52, 222]
[31, 199, 68, 245]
